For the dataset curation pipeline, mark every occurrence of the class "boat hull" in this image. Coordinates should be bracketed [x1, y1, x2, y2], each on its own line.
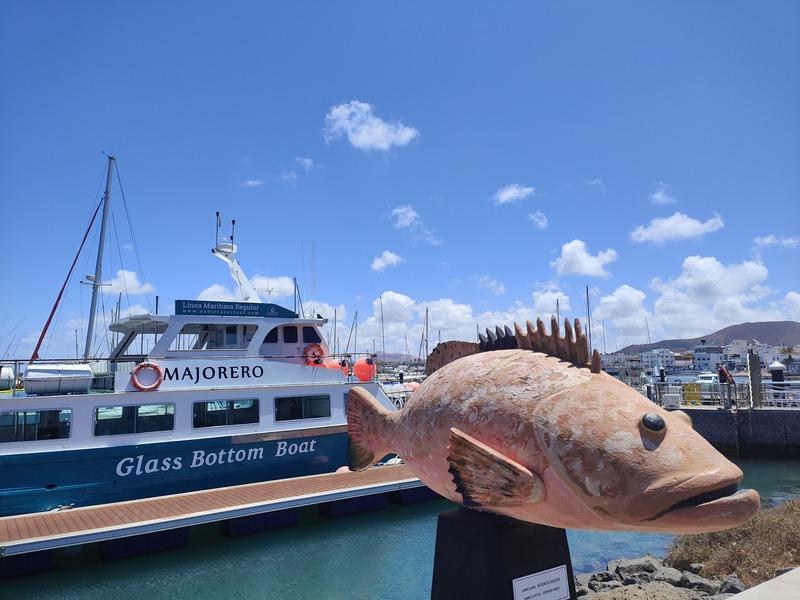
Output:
[0, 429, 348, 516]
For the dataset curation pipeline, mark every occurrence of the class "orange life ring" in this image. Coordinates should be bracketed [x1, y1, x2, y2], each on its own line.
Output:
[131, 361, 164, 392]
[304, 344, 325, 365]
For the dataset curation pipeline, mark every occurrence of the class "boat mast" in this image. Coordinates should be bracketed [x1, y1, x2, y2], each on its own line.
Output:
[83, 155, 115, 360]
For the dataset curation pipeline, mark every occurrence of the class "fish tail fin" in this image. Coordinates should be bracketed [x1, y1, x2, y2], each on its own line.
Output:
[346, 386, 395, 470]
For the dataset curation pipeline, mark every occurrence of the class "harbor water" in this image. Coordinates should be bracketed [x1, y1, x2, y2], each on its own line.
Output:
[3, 457, 799, 600]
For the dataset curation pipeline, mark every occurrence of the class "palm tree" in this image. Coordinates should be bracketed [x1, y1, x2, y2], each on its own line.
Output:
[779, 345, 796, 370]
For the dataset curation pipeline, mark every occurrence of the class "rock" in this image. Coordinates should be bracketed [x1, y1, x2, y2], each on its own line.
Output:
[588, 581, 698, 599]
[718, 573, 747, 594]
[679, 571, 721, 596]
[652, 566, 683, 587]
[686, 563, 704, 575]
[589, 579, 624, 594]
[588, 570, 617, 587]
[614, 556, 662, 585]
[575, 573, 592, 597]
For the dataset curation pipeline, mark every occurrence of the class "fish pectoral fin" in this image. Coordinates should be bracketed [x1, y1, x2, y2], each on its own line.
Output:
[447, 427, 545, 508]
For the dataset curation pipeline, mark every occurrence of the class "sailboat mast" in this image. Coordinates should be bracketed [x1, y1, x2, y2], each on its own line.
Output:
[83, 155, 115, 360]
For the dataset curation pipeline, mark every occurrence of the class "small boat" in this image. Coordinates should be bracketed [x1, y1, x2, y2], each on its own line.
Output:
[695, 372, 719, 385]
[0, 160, 396, 517]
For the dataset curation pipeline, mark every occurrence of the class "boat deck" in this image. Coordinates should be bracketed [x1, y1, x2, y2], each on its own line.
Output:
[0, 464, 421, 557]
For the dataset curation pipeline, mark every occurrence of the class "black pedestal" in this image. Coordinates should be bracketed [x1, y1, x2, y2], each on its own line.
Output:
[431, 507, 575, 600]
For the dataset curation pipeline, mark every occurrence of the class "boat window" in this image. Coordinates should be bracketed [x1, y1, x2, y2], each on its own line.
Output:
[0, 409, 72, 443]
[283, 326, 298, 344]
[168, 326, 207, 351]
[264, 327, 278, 343]
[303, 326, 322, 344]
[169, 323, 250, 351]
[94, 404, 175, 436]
[214, 325, 240, 348]
[192, 399, 259, 428]
[275, 394, 331, 421]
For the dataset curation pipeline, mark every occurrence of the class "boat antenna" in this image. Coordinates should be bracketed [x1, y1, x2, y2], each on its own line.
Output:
[211, 213, 262, 303]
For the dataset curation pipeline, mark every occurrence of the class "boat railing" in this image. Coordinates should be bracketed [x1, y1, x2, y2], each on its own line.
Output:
[646, 379, 800, 410]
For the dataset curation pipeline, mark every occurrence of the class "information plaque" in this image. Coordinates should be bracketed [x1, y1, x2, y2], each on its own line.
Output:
[513, 565, 570, 600]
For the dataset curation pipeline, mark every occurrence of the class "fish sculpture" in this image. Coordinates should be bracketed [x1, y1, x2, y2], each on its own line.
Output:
[347, 317, 760, 533]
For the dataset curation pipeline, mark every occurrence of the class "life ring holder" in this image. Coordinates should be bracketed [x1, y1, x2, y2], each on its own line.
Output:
[131, 361, 164, 392]
[304, 344, 325, 365]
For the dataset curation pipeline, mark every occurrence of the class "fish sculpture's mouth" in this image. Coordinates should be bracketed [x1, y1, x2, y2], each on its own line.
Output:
[644, 481, 760, 532]
[650, 483, 742, 519]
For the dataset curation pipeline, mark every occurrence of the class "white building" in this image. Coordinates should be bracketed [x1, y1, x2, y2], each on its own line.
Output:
[693, 341, 725, 372]
[640, 348, 675, 372]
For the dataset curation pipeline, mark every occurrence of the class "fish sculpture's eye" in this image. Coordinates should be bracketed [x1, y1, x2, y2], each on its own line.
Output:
[641, 413, 666, 434]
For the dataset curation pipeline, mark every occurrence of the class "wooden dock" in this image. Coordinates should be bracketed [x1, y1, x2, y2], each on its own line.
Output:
[0, 464, 422, 557]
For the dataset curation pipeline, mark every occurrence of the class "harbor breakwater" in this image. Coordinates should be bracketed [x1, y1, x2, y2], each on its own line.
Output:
[681, 408, 800, 457]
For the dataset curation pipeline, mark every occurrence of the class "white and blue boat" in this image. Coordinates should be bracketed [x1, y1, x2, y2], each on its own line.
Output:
[0, 159, 394, 517]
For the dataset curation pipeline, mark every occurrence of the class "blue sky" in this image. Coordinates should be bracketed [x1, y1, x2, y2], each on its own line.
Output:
[1, 1, 798, 361]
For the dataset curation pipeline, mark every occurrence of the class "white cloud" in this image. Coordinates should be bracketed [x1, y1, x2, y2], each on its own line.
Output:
[392, 205, 420, 229]
[648, 181, 676, 204]
[753, 235, 800, 251]
[586, 179, 606, 193]
[296, 157, 316, 171]
[241, 179, 267, 187]
[650, 256, 779, 338]
[594, 285, 654, 339]
[528, 211, 548, 229]
[474, 275, 507, 296]
[531, 288, 571, 316]
[281, 171, 298, 184]
[371, 250, 405, 272]
[752, 234, 800, 261]
[391, 205, 442, 245]
[493, 184, 536, 205]
[550, 239, 617, 279]
[782, 291, 800, 321]
[630, 212, 724, 244]
[197, 283, 240, 302]
[323, 101, 419, 151]
[105, 269, 155, 295]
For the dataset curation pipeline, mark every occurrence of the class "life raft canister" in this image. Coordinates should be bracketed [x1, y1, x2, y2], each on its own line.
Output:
[353, 357, 377, 382]
[131, 361, 164, 392]
[304, 344, 325, 366]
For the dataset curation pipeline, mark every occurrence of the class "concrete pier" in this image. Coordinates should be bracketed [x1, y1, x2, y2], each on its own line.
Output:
[681, 407, 800, 457]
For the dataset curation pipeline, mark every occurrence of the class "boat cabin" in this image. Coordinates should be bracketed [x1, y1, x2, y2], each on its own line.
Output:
[109, 300, 329, 365]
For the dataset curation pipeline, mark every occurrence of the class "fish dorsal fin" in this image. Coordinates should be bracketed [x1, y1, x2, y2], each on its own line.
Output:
[424, 340, 480, 376]
[424, 316, 602, 375]
[514, 316, 601, 373]
[447, 428, 544, 508]
[506, 316, 601, 374]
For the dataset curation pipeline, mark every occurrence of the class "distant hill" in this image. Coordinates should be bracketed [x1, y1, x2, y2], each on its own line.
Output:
[617, 321, 800, 355]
